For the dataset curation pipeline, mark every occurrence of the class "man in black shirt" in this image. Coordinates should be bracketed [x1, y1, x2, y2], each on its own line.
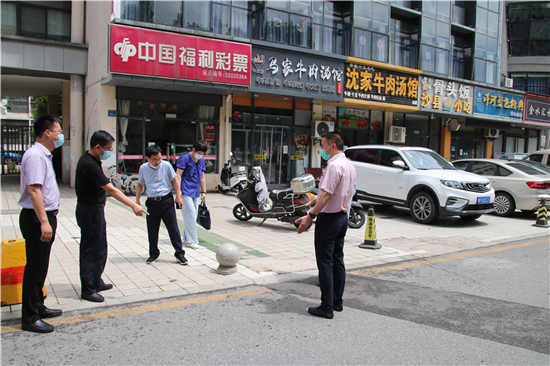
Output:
[75, 130, 148, 302]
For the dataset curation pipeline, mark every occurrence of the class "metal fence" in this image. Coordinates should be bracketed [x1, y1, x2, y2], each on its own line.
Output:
[1, 120, 34, 175]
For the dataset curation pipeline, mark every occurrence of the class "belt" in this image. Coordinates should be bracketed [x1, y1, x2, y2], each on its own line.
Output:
[23, 208, 59, 216]
[147, 193, 172, 202]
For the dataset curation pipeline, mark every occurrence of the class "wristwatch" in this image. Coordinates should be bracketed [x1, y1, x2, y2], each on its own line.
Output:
[308, 211, 316, 220]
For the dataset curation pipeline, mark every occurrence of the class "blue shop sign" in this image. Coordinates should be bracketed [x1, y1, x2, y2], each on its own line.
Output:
[474, 88, 524, 119]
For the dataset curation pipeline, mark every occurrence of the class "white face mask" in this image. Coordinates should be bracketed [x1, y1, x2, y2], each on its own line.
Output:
[148, 163, 158, 169]
[194, 153, 204, 160]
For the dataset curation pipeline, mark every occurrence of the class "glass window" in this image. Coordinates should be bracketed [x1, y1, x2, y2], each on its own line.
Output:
[146, 102, 196, 119]
[498, 166, 512, 177]
[354, 148, 378, 164]
[379, 150, 404, 167]
[353, 29, 371, 59]
[474, 58, 486, 82]
[47, 10, 71, 41]
[525, 154, 544, 163]
[21, 6, 46, 39]
[184, 1, 211, 31]
[423, 0, 437, 18]
[510, 40, 529, 56]
[1, 2, 17, 35]
[354, 1, 372, 30]
[475, 33, 486, 59]
[421, 45, 435, 72]
[488, 1, 499, 13]
[477, 8, 487, 35]
[290, 0, 311, 16]
[487, 11, 499, 38]
[530, 20, 550, 39]
[232, 7, 249, 37]
[477, 0, 488, 9]
[530, 40, 550, 56]
[453, 161, 469, 170]
[290, 14, 311, 48]
[508, 3, 531, 21]
[532, 2, 550, 20]
[422, 17, 436, 46]
[265, 9, 289, 44]
[120, 1, 143, 21]
[486, 36, 497, 61]
[509, 22, 529, 39]
[213, 3, 231, 35]
[153, 1, 182, 27]
[265, 1, 288, 11]
[233, 1, 248, 9]
[435, 49, 449, 75]
[436, 21, 450, 49]
[372, 2, 389, 33]
[470, 162, 497, 176]
[312, 24, 323, 51]
[436, 0, 450, 22]
[371, 33, 388, 63]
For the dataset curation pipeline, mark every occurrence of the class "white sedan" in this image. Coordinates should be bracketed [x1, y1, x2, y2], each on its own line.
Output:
[452, 159, 550, 216]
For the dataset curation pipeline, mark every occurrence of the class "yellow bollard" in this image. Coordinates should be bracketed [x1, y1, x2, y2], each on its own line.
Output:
[533, 197, 549, 228]
[1, 239, 47, 306]
[359, 206, 381, 249]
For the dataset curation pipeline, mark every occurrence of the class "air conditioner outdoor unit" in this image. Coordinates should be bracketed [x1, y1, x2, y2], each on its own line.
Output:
[385, 126, 406, 144]
[485, 128, 500, 139]
[504, 78, 514, 88]
[314, 120, 334, 139]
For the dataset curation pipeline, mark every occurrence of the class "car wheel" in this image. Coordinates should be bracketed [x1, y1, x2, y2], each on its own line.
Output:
[459, 214, 482, 221]
[493, 192, 515, 217]
[233, 204, 252, 221]
[348, 208, 366, 228]
[410, 192, 439, 224]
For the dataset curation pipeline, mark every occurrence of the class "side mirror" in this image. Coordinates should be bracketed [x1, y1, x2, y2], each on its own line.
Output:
[392, 160, 408, 170]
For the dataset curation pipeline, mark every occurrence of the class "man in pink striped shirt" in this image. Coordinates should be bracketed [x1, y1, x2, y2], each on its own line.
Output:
[296, 132, 356, 319]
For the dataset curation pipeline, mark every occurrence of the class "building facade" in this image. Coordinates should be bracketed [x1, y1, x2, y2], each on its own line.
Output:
[2, 0, 549, 188]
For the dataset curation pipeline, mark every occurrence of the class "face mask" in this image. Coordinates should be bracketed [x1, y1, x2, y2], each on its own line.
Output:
[100, 146, 111, 161]
[194, 153, 204, 160]
[49, 132, 64, 148]
[320, 144, 333, 161]
[148, 163, 158, 169]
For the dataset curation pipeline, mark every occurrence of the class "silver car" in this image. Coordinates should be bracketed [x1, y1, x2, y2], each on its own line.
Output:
[452, 159, 550, 216]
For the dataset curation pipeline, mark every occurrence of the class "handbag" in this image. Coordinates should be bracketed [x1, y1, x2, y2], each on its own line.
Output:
[197, 200, 211, 230]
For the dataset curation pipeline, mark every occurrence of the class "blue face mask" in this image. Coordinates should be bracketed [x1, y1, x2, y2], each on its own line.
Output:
[100, 146, 111, 161]
[320, 144, 333, 161]
[49, 130, 64, 148]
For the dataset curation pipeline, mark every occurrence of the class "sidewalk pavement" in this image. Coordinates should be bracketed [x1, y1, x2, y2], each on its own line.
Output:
[2, 174, 548, 321]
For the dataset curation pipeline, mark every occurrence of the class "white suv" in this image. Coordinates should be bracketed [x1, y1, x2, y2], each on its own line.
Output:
[345, 145, 495, 224]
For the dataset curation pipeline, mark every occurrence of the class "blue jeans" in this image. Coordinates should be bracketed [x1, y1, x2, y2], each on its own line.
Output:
[181, 195, 200, 244]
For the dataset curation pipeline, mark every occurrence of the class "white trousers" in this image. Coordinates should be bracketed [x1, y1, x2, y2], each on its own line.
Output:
[181, 195, 200, 244]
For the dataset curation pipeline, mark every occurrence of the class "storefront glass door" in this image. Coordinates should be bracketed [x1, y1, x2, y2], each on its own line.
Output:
[252, 125, 291, 186]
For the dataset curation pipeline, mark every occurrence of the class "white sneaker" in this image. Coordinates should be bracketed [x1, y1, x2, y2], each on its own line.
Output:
[185, 242, 200, 249]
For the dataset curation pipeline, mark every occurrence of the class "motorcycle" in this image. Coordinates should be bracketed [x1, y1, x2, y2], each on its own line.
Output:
[309, 188, 366, 229]
[232, 168, 315, 230]
[218, 159, 247, 194]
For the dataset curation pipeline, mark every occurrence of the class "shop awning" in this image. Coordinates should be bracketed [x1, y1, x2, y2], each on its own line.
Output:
[102, 74, 248, 96]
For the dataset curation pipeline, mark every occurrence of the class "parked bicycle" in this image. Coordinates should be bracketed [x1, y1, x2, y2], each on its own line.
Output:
[108, 165, 145, 196]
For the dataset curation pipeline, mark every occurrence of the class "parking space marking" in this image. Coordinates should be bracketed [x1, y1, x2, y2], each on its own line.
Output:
[349, 238, 549, 276]
[1, 287, 272, 334]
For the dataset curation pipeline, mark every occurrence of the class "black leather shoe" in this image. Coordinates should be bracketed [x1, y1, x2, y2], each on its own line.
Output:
[22, 319, 54, 333]
[176, 254, 188, 265]
[308, 306, 334, 319]
[333, 305, 343, 312]
[96, 283, 113, 292]
[81, 292, 104, 302]
[39, 308, 62, 319]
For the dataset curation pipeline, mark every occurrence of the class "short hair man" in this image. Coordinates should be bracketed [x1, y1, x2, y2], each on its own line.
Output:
[296, 132, 357, 319]
[18, 114, 64, 333]
[136, 145, 187, 265]
[75, 130, 148, 303]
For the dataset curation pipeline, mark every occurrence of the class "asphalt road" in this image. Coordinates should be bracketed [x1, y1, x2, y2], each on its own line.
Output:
[2, 237, 548, 365]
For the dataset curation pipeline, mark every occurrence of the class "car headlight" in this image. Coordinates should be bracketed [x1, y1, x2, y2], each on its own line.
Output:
[441, 180, 465, 190]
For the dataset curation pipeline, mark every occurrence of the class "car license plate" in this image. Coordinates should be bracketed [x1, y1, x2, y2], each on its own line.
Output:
[477, 196, 490, 204]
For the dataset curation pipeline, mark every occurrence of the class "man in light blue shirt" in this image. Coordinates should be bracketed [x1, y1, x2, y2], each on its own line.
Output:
[136, 145, 187, 265]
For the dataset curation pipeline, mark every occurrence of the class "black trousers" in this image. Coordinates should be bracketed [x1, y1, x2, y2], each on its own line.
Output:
[145, 195, 184, 257]
[314, 211, 348, 312]
[76, 203, 108, 295]
[19, 208, 57, 324]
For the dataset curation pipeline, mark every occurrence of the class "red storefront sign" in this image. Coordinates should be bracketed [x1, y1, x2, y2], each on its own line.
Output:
[109, 24, 251, 86]
[204, 124, 215, 141]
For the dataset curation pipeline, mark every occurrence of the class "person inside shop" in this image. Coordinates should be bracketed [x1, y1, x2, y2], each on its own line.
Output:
[296, 132, 357, 319]
[135, 145, 188, 265]
[175, 140, 207, 250]
[75, 130, 148, 303]
[18, 114, 64, 333]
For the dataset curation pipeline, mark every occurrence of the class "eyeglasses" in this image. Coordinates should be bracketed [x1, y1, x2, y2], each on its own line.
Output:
[150, 158, 162, 163]
[49, 129, 64, 134]
[100, 146, 113, 152]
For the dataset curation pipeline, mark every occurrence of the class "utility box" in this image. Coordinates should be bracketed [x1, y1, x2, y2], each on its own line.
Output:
[1, 239, 47, 306]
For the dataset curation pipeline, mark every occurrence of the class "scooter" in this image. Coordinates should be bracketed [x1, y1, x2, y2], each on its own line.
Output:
[218, 159, 247, 194]
[232, 168, 314, 230]
[309, 188, 366, 229]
